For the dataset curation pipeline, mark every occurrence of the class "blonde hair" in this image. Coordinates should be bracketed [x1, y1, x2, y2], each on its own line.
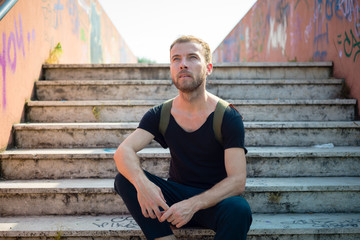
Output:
[170, 35, 212, 64]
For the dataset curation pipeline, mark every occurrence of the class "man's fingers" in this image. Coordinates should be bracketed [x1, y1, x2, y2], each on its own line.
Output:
[141, 207, 149, 218]
[159, 191, 167, 205]
[154, 207, 163, 220]
[176, 221, 185, 228]
[159, 201, 170, 212]
[156, 198, 169, 220]
[159, 207, 172, 222]
[147, 208, 157, 219]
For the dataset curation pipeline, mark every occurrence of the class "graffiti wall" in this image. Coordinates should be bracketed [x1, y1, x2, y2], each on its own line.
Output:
[0, 0, 136, 150]
[213, 0, 360, 116]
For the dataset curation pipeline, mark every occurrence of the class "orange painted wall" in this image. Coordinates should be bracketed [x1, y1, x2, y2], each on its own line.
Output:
[0, 0, 136, 150]
[213, 0, 360, 117]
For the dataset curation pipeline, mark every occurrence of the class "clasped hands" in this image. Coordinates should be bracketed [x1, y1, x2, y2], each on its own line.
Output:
[136, 181, 196, 228]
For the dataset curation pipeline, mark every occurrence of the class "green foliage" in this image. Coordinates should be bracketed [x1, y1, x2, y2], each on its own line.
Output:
[46, 42, 63, 64]
[288, 56, 298, 62]
[0, 146, 6, 153]
[55, 230, 62, 240]
[137, 57, 156, 63]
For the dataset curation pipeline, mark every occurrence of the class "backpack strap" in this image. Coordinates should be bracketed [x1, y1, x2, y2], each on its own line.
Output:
[159, 98, 232, 147]
[213, 99, 230, 146]
[159, 98, 173, 136]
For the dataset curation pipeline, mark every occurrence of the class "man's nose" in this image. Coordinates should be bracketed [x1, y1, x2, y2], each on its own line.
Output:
[180, 59, 188, 69]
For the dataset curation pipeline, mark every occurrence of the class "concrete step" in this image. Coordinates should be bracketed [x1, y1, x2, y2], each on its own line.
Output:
[26, 99, 356, 122]
[13, 122, 360, 149]
[0, 177, 359, 216]
[35, 78, 345, 101]
[1, 147, 360, 179]
[42, 62, 333, 80]
[1, 213, 359, 240]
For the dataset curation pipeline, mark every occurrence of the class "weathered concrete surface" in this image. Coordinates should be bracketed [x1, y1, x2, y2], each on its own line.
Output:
[35, 78, 345, 101]
[207, 79, 345, 100]
[0, 178, 359, 215]
[13, 122, 360, 148]
[1, 147, 360, 179]
[43, 64, 172, 80]
[36, 80, 178, 101]
[42, 63, 332, 80]
[0, 214, 359, 240]
[1, 61, 360, 239]
[26, 99, 356, 122]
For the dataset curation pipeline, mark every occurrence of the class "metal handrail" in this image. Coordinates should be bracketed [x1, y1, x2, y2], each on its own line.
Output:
[0, 0, 18, 21]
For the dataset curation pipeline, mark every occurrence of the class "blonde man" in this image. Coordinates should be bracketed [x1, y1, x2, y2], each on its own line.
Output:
[114, 36, 252, 240]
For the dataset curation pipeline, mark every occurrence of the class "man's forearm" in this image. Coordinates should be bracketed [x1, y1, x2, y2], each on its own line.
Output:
[189, 175, 246, 212]
[114, 144, 148, 188]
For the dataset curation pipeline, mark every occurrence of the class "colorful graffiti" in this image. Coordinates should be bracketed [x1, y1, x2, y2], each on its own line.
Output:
[313, 0, 360, 60]
[90, 0, 102, 63]
[42, 0, 81, 43]
[54, 0, 64, 29]
[338, 29, 360, 61]
[1, 14, 35, 110]
[67, 0, 80, 34]
[215, 0, 360, 62]
[213, 0, 360, 115]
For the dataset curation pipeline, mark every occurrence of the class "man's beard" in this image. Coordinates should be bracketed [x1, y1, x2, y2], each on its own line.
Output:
[173, 70, 206, 93]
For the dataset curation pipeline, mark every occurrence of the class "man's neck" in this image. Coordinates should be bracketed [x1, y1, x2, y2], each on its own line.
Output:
[178, 90, 206, 110]
[174, 89, 218, 115]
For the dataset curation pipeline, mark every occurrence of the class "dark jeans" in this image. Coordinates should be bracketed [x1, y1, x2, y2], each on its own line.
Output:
[114, 171, 252, 240]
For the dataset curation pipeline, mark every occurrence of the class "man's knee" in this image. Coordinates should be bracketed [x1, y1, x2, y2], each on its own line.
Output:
[218, 196, 252, 226]
[114, 172, 133, 196]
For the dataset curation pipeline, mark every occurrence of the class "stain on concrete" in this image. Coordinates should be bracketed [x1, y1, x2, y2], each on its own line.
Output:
[92, 106, 101, 120]
[269, 192, 282, 203]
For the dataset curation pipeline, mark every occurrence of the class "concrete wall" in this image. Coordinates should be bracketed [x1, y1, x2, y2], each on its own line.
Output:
[213, 0, 360, 116]
[0, 0, 137, 150]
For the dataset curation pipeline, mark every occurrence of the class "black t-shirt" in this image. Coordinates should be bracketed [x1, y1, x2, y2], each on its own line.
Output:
[138, 103, 247, 189]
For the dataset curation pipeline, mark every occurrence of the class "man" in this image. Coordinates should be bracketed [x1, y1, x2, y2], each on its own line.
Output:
[114, 35, 252, 240]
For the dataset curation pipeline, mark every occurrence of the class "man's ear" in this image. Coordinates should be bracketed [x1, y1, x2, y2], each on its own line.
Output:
[206, 63, 213, 76]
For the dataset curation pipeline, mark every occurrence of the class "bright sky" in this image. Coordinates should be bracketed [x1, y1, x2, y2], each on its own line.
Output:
[98, 0, 257, 63]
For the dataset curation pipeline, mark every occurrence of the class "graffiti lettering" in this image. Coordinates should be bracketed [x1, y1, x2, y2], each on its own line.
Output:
[338, 0, 354, 22]
[267, 17, 288, 55]
[313, 0, 329, 60]
[14, 15, 25, 57]
[1, 14, 34, 110]
[7, 32, 16, 73]
[1, 33, 6, 109]
[276, 0, 290, 24]
[325, 0, 344, 20]
[281, 218, 360, 228]
[326, 0, 334, 19]
[67, 0, 79, 34]
[92, 216, 139, 229]
[338, 29, 360, 62]
[54, 0, 64, 29]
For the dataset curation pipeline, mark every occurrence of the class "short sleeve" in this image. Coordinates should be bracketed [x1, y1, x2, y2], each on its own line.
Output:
[138, 104, 168, 148]
[221, 106, 247, 154]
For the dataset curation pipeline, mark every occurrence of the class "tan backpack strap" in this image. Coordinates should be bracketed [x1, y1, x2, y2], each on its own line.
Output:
[159, 98, 174, 136]
[213, 99, 230, 146]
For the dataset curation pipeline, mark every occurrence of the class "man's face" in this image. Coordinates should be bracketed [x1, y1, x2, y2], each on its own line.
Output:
[170, 41, 212, 93]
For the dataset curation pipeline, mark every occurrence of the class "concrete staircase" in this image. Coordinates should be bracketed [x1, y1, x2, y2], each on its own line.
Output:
[1, 62, 360, 239]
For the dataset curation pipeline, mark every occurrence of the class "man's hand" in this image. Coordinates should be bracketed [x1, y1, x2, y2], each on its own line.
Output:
[159, 199, 197, 228]
[136, 180, 170, 220]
